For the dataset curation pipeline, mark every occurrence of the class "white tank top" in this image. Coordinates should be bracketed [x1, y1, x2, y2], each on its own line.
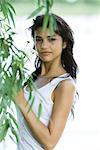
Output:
[17, 73, 75, 150]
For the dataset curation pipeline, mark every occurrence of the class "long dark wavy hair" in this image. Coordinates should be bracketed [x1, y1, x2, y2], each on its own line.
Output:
[30, 13, 78, 80]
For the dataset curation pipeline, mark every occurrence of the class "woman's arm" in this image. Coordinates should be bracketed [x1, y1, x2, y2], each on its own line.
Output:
[15, 80, 75, 149]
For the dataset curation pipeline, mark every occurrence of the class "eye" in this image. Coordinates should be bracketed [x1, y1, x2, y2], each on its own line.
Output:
[36, 38, 43, 43]
[48, 37, 56, 42]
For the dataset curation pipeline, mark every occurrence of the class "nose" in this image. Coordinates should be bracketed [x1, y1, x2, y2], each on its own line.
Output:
[41, 39, 50, 49]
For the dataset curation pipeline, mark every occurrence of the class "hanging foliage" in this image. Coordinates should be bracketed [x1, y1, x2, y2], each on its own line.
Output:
[0, 0, 55, 143]
[27, 0, 56, 33]
[0, 0, 28, 143]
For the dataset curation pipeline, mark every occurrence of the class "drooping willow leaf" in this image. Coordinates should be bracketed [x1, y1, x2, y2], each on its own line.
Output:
[8, 119, 19, 143]
[27, 96, 35, 113]
[7, 112, 19, 129]
[38, 0, 41, 6]
[48, 0, 53, 7]
[0, 0, 16, 26]
[0, 119, 9, 142]
[0, 0, 8, 17]
[49, 14, 57, 34]
[6, 2, 16, 15]
[42, 11, 49, 32]
[37, 102, 43, 120]
[27, 5, 44, 19]
[8, 7, 15, 27]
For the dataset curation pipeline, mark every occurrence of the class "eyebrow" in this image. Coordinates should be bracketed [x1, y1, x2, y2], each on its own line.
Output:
[35, 35, 57, 38]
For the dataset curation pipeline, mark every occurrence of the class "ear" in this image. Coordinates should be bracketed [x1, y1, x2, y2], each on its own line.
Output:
[62, 41, 67, 49]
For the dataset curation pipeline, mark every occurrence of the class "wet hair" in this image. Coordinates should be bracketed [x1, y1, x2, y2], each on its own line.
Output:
[30, 13, 78, 80]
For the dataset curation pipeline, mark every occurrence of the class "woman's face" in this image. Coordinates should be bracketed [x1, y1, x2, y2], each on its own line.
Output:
[34, 27, 66, 63]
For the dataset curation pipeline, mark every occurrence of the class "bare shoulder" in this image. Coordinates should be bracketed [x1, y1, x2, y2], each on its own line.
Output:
[55, 79, 76, 94]
[52, 79, 76, 105]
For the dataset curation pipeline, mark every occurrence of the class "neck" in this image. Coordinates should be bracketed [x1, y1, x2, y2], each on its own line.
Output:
[40, 60, 66, 77]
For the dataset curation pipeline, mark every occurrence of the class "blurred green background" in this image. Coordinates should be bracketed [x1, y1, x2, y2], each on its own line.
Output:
[12, 0, 100, 16]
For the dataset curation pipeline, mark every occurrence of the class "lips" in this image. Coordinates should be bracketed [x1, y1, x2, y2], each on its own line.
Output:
[40, 51, 52, 56]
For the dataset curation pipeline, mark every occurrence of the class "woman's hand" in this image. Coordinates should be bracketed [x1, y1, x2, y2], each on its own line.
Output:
[14, 89, 25, 108]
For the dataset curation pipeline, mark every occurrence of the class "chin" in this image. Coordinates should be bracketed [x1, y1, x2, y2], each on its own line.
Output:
[42, 59, 52, 63]
[40, 57, 52, 62]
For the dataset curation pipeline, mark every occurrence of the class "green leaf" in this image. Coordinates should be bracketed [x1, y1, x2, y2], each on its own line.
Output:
[0, 121, 9, 142]
[1, 2, 8, 18]
[8, 113, 19, 129]
[8, 119, 19, 143]
[49, 15, 54, 34]
[28, 88, 33, 102]
[46, 0, 50, 12]
[49, 14, 57, 34]
[8, 7, 15, 27]
[11, 127, 19, 143]
[27, 96, 35, 113]
[38, 0, 41, 6]
[0, 114, 6, 127]
[27, 5, 44, 19]
[37, 102, 42, 120]
[1, 96, 11, 110]
[7, 2, 16, 15]
[0, 107, 2, 114]
[48, 0, 53, 7]
[42, 12, 49, 33]
[9, 135, 17, 144]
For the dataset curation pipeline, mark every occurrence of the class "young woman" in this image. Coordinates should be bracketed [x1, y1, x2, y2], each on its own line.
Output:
[15, 14, 78, 150]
